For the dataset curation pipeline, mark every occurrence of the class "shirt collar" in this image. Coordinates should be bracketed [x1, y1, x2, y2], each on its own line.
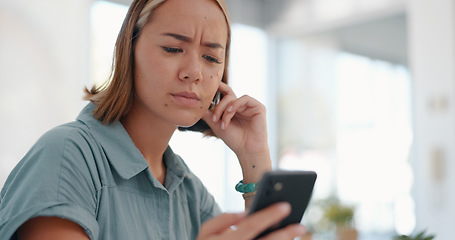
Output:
[163, 146, 188, 178]
[76, 103, 148, 180]
[76, 103, 189, 181]
[162, 146, 190, 193]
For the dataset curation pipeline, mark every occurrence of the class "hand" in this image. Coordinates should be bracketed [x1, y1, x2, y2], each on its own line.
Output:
[196, 202, 306, 240]
[202, 82, 271, 187]
[202, 82, 270, 166]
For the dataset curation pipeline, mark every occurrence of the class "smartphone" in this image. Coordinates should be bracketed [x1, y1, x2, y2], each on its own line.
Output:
[210, 91, 221, 111]
[248, 170, 317, 239]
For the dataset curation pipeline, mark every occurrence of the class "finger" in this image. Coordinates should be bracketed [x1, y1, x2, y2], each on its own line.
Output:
[202, 110, 224, 136]
[220, 95, 264, 129]
[231, 202, 291, 240]
[260, 224, 307, 240]
[217, 81, 236, 96]
[211, 93, 236, 124]
[198, 212, 247, 238]
[210, 84, 237, 123]
[218, 99, 245, 130]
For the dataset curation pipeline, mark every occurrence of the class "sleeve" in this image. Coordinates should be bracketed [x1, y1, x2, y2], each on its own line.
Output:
[199, 185, 222, 223]
[0, 125, 100, 240]
[192, 172, 222, 223]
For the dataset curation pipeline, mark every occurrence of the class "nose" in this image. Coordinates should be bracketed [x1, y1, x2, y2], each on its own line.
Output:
[178, 52, 203, 82]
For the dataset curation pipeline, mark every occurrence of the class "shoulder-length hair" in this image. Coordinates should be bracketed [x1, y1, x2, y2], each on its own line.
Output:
[84, 0, 231, 135]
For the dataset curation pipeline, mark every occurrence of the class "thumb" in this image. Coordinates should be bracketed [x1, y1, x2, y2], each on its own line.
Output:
[198, 212, 246, 238]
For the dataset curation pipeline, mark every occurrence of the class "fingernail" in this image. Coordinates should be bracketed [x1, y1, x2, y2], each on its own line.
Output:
[212, 114, 217, 122]
[221, 122, 225, 130]
[227, 106, 233, 112]
[237, 211, 247, 218]
[277, 202, 291, 212]
[295, 225, 307, 236]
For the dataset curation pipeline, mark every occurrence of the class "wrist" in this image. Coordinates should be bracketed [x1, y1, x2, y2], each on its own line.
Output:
[237, 149, 272, 184]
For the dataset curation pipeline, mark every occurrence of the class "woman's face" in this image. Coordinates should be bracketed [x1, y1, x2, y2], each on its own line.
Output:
[133, 0, 228, 128]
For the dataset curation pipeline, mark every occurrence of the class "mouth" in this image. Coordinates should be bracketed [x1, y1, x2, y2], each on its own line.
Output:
[172, 91, 199, 100]
[171, 91, 200, 106]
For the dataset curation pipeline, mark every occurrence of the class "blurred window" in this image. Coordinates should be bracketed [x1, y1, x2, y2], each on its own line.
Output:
[277, 38, 415, 237]
[90, 0, 127, 87]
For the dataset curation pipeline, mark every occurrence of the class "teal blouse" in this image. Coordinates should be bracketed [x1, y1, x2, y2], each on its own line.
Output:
[0, 103, 221, 240]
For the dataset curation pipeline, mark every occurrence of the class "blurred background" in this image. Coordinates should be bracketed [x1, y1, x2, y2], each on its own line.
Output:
[0, 0, 454, 239]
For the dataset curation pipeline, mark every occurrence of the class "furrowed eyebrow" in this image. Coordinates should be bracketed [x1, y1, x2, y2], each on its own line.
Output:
[163, 33, 191, 42]
[204, 42, 224, 50]
[162, 32, 225, 50]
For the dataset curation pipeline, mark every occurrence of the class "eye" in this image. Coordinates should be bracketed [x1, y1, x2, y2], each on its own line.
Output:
[203, 55, 222, 64]
[162, 47, 183, 53]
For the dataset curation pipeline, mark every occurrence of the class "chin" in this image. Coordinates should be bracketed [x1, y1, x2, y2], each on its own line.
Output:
[174, 116, 201, 128]
[171, 110, 209, 131]
[172, 110, 206, 127]
[178, 119, 211, 133]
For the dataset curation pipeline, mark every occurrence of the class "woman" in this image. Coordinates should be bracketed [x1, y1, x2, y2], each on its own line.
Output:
[0, 0, 307, 239]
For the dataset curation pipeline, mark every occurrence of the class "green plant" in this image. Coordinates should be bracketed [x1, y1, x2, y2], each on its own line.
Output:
[320, 198, 355, 228]
[324, 202, 354, 227]
[393, 230, 435, 240]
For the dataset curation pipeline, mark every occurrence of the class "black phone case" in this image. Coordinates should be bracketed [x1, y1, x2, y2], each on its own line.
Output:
[248, 170, 317, 239]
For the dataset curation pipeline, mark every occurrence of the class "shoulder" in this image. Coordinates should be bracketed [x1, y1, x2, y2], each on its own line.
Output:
[1, 120, 104, 199]
[3, 120, 101, 190]
[37, 121, 93, 147]
[26, 121, 102, 164]
[28, 120, 104, 182]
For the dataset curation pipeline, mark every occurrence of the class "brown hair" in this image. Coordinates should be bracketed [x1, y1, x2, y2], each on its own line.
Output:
[85, 0, 231, 134]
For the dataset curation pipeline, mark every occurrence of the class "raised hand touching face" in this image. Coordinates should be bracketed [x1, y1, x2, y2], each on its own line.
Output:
[203, 82, 268, 159]
[202, 82, 272, 187]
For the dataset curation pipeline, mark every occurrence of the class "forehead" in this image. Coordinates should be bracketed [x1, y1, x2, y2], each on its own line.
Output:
[147, 0, 228, 43]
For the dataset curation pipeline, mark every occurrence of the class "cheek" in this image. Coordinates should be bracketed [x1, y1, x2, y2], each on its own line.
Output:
[136, 45, 175, 77]
[135, 54, 174, 90]
[206, 67, 224, 82]
[205, 68, 223, 88]
[134, 61, 167, 104]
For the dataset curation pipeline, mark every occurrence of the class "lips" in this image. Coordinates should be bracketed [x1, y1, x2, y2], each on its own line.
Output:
[172, 91, 199, 100]
[171, 91, 200, 106]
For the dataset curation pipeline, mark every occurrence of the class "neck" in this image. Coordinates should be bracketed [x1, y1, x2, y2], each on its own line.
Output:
[121, 104, 176, 184]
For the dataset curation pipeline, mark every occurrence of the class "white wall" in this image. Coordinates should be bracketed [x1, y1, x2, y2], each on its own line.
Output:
[408, 0, 455, 238]
[0, 0, 92, 186]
